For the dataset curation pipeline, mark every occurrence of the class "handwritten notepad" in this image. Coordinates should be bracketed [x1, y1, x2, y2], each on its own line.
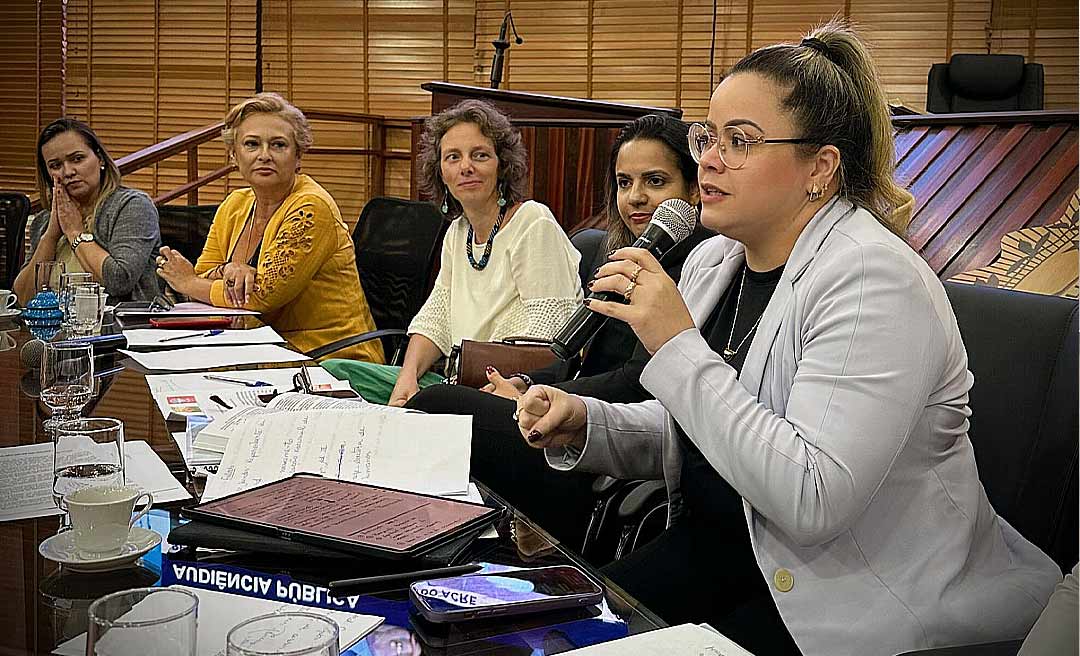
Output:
[200, 408, 472, 501]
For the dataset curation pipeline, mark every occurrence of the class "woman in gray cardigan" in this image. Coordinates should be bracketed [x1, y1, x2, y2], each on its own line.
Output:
[512, 24, 1060, 656]
[14, 118, 160, 304]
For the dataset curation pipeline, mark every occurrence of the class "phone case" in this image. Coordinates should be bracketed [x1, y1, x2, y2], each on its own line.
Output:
[409, 565, 604, 623]
[150, 316, 233, 329]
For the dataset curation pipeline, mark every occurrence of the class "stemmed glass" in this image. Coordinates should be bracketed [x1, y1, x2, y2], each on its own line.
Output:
[36, 260, 65, 292]
[70, 282, 106, 337]
[40, 341, 94, 432]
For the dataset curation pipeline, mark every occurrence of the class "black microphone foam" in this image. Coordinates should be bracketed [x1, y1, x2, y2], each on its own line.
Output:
[20, 333, 128, 371]
[551, 198, 697, 361]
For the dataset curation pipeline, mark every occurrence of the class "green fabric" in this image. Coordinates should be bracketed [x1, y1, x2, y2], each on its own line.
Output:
[321, 359, 445, 405]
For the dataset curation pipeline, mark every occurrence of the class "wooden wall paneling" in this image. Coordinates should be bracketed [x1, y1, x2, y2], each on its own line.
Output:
[677, 0, 750, 121]
[894, 125, 930, 162]
[589, 1, 680, 108]
[490, 1, 590, 98]
[906, 124, 994, 216]
[939, 129, 1077, 277]
[894, 125, 962, 190]
[921, 124, 1066, 272]
[1033, 0, 1079, 108]
[907, 124, 1030, 251]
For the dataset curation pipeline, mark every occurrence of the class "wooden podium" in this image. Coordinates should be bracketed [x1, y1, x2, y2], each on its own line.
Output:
[411, 82, 682, 234]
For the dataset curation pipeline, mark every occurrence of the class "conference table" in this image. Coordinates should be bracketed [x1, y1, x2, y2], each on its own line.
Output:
[0, 323, 665, 655]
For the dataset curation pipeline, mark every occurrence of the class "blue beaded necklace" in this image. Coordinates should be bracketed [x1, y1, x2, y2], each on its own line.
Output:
[466, 202, 509, 271]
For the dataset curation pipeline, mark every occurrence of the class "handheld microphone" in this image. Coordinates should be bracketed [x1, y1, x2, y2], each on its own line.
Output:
[551, 198, 698, 361]
[20, 333, 128, 371]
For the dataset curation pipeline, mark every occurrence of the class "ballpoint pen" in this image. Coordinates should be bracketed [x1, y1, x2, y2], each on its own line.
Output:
[158, 329, 225, 343]
[202, 374, 272, 387]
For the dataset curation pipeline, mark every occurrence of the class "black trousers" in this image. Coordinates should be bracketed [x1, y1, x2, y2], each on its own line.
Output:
[406, 384, 597, 550]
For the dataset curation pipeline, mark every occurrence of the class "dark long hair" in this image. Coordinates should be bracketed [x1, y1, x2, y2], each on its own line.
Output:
[602, 114, 699, 251]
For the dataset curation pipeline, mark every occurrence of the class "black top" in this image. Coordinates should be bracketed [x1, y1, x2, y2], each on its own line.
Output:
[534, 226, 715, 402]
[677, 262, 783, 525]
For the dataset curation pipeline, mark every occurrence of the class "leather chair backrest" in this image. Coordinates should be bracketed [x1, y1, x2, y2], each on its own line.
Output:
[156, 204, 219, 264]
[944, 282, 1078, 572]
[926, 54, 1044, 113]
[1, 192, 31, 289]
[351, 197, 448, 337]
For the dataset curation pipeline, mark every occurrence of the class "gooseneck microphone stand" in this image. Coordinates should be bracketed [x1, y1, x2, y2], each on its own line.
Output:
[489, 11, 524, 90]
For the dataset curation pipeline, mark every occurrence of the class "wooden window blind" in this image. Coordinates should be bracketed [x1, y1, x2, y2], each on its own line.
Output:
[0, 0, 64, 198]
[990, 0, 1078, 109]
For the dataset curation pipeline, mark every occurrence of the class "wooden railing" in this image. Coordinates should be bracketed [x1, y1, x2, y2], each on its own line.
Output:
[29, 110, 413, 212]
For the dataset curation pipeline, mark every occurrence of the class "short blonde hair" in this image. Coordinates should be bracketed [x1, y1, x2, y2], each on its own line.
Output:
[221, 92, 313, 156]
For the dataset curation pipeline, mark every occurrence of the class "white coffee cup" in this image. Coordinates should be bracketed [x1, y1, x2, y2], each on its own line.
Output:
[65, 484, 154, 554]
[0, 289, 17, 310]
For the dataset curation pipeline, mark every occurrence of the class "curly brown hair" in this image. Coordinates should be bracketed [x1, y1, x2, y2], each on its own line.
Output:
[416, 99, 529, 219]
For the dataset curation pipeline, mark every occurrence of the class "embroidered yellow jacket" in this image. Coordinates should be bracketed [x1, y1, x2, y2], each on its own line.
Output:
[194, 174, 384, 364]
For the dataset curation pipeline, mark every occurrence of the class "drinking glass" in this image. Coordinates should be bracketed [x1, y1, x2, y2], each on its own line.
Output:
[226, 612, 339, 656]
[52, 417, 124, 510]
[35, 260, 65, 292]
[59, 272, 93, 332]
[87, 587, 198, 656]
[40, 341, 94, 431]
[70, 282, 106, 337]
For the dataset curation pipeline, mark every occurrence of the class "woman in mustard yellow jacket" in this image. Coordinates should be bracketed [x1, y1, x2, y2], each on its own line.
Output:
[156, 92, 382, 364]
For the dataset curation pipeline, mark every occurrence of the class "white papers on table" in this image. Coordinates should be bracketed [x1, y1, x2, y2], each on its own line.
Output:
[146, 367, 352, 421]
[200, 409, 472, 501]
[559, 624, 754, 655]
[192, 393, 409, 452]
[0, 441, 191, 522]
[52, 586, 382, 656]
[122, 325, 285, 348]
[115, 300, 259, 317]
[172, 431, 222, 468]
[120, 344, 308, 371]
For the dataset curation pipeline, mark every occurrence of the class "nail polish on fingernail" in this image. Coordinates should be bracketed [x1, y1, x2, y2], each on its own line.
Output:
[485, 366, 495, 375]
[583, 299, 591, 307]
[607, 249, 616, 257]
[527, 430, 542, 443]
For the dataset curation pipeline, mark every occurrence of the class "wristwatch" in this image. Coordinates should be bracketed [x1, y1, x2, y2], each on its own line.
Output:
[72, 232, 95, 251]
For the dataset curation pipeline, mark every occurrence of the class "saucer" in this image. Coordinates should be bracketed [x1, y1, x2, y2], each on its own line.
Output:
[0, 308, 20, 319]
[39, 526, 162, 573]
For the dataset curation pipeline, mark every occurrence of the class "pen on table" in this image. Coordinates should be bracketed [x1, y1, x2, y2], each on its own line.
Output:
[202, 374, 272, 387]
[158, 329, 225, 343]
[328, 563, 483, 593]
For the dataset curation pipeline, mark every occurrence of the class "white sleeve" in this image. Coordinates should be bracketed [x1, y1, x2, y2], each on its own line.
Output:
[505, 208, 583, 339]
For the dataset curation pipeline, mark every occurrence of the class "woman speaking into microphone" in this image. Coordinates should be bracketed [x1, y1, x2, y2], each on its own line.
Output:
[513, 22, 1059, 656]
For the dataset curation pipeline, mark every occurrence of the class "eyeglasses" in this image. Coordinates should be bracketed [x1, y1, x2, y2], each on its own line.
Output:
[687, 123, 814, 169]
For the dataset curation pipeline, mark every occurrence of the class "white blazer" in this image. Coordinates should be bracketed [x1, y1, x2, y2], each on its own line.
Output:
[547, 198, 1060, 656]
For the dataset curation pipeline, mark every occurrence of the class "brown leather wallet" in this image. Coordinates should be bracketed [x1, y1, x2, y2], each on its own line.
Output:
[449, 337, 558, 389]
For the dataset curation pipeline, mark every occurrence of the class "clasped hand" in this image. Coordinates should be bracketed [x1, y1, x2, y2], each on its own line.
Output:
[50, 177, 86, 242]
[586, 247, 695, 354]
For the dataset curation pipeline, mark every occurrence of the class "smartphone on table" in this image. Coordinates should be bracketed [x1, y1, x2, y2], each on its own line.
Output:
[409, 565, 603, 623]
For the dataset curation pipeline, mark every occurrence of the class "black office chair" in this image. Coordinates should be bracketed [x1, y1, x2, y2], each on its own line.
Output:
[1, 192, 31, 289]
[156, 204, 219, 264]
[308, 197, 448, 364]
[927, 54, 1044, 113]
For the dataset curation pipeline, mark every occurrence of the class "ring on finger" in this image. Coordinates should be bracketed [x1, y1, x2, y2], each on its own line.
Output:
[629, 264, 643, 283]
[623, 279, 637, 299]
[226, 279, 236, 287]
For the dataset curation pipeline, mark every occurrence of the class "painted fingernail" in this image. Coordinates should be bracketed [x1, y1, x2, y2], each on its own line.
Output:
[587, 281, 595, 290]
[485, 366, 495, 375]
[607, 249, 617, 257]
[527, 430, 543, 443]
[583, 298, 591, 307]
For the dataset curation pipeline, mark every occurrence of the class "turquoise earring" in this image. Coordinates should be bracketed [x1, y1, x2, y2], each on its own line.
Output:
[441, 186, 449, 214]
[497, 186, 507, 208]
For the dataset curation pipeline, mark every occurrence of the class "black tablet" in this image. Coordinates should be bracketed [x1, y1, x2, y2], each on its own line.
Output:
[181, 474, 501, 560]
